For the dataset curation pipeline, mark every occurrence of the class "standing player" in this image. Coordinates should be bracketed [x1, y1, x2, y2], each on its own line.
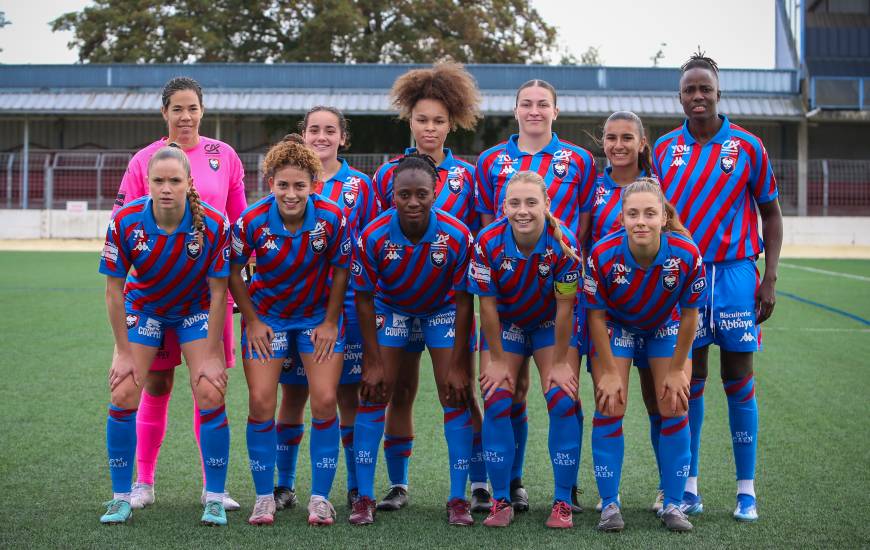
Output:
[475, 80, 596, 511]
[349, 154, 475, 526]
[271, 107, 379, 510]
[228, 135, 350, 526]
[370, 61, 490, 512]
[653, 52, 783, 521]
[113, 77, 246, 512]
[589, 111, 666, 513]
[472, 171, 582, 529]
[585, 178, 706, 532]
[98, 146, 232, 525]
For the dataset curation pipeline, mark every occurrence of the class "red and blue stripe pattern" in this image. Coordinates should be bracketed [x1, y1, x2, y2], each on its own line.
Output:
[589, 168, 651, 246]
[352, 208, 472, 317]
[653, 115, 778, 262]
[584, 228, 707, 334]
[373, 148, 479, 234]
[474, 133, 596, 237]
[99, 196, 231, 317]
[467, 217, 580, 331]
[231, 193, 350, 323]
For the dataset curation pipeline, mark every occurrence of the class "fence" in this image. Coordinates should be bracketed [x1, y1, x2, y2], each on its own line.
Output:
[2, 150, 869, 216]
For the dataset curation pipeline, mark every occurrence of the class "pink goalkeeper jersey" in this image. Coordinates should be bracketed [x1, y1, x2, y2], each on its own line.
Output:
[113, 136, 247, 226]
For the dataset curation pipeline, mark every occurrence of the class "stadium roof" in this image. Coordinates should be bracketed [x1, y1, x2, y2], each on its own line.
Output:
[0, 63, 804, 120]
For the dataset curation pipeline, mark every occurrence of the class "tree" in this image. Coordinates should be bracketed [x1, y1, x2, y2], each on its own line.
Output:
[0, 11, 9, 54]
[579, 45, 602, 66]
[51, 0, 560, 64]
[650, 42, 667, 67]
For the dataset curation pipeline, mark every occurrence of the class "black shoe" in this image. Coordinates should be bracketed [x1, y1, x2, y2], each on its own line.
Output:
[510, 479, 529, 513]
[470, 487, 493, 513]
[570, 485, 583, 513]
[376, 486, 409, 511]
[273, 486, 297, 511]
[347, 488, 360, 507]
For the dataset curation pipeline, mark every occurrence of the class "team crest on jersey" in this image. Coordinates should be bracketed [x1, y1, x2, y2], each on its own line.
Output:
[553, 161, 568, 178]
[662, 272, 678, 292]
[719, 156, 735, 174]
[186, 238, 202, 260]
[125, 314, 139, 329]
[343, 190, 356, 207]
[310, 235, 327, 254]
[447, 178, 462, 194]
[537, 261, 551, 279]
[209, 158, 220, 172]
[430, 249, 447, 268]
[375, 315, 386, 330]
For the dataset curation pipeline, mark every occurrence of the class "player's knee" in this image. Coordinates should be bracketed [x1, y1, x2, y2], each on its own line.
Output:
[193, 380, 224, 410]
[309, 391, 337, 420]
[110, 379, 141, 410]
[336, 384, 359, 412]
[143, 369, 174, 396]
[390, 383, 416, 409]
[691, 347, 710, 379]
[722, 351, 753, 380]
[657, 399, 688, 418]
[513, 376, 530, 402]
[248, 392, 278, 420]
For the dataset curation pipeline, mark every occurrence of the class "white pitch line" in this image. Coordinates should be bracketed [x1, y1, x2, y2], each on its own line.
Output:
[780, 262, 870, 283]
[764, 327, 870, 333]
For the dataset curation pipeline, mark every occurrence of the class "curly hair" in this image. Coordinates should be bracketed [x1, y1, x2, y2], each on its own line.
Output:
[262, 133, 323, 183]
[390, 60, 482, 131]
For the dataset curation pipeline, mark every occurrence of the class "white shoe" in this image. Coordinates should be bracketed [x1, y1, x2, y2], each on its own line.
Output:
[130, 483, 154, 509]
[201, 489, 240, 511]
[652, 489, 664, 513]
[248, 495, 276, 525]
[307, 496, 336, 526]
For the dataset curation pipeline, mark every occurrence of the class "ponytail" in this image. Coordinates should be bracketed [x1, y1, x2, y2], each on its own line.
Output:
[147, 144, 203, 246]
[622, 177, 691, 239]
[187, 183, 205, 247]
[638, 142, 653, 176]
[662, 200, 691, 239]
[506, 170, 579, 262]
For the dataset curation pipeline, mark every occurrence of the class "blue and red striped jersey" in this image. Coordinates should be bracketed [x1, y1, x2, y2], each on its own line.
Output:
[352, 208, 472, 317]
[583, 228, 707, 334]
[317, 159, 379, 321]
[653, 115, 778, 262]
[373, 147, 479, 234]
[467, 217, 580, 331]
[474, 133, 596, 237]
[231, 193, 350, 323]
[99, 196, 231, 317]
[589, 168, 651, 246]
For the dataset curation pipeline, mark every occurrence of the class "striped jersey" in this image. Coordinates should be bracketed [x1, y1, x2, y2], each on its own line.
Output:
[231, 193, 350, 323]
[373, 147, 479, 233]
[99, 196, 231, 317]
[589, 167, 650, 245]
[653, 115, 778, 262]
[352, 208, 472, 317]
[317, 159, 380, 321]
[467, 217, 580, 330]
[475, 133, 596, 237]
[583, 228, 707, 334]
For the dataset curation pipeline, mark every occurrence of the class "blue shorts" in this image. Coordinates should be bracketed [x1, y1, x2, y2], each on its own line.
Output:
[278, 319, 362, 386]
[377, 307, 456, 350]
[480, 319, 579, 357]
[694, 258, 761, 353]
[590, 321, 690, 369]
[125, 309, 210, 348]
[242, 314, 345, 361]
[402, 315, 478, 354]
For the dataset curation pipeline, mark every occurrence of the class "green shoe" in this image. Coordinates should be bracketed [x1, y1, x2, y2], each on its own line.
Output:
[100, 499, 132, 524]
[201, 500, 227, 526]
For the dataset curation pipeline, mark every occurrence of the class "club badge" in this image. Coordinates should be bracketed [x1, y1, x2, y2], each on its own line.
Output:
[186, 239, 202, 260]
[209, 158, 220, 171]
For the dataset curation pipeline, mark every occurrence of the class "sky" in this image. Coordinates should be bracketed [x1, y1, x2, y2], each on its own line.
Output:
[0, 0, 776, 68]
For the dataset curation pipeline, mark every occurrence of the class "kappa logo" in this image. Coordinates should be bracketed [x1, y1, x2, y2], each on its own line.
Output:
[134, 239, 150, 252]
[587, 256, 595, 271]
[593, 185, 609, 206]
[692, 278, 707, 294]
[351, 260, 362, 277]
[108, 220, 116, 234]
[662, 272, 678, 292]
[614, 275, 629, 285]
[262, 238, 279, 251]
[310, 235, 327, 254]
[553, 161, 568, 178]
[356, 235, 364, 251]
[474, 243, 484, 256]
[671, 156, 686, 167]
[537, 262, 551, 278]
[696, 256, 703, 268]
[739, 332, 756, 343]
[719, 155, 736, 174]
[500, 165, 516, 176]
[447, 177, 462, 194]
[430, 249, 447, 268]
[236, 219, 244, 232]
[375, 314, 385, 330]
[125, 314, 139, 329]
[186, 238, 202, 260]
[204, 142, 222, 155]
[500, 258, 515, 271]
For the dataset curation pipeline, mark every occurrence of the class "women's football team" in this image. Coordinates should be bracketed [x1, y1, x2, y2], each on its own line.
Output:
[98, 51, 782, 531]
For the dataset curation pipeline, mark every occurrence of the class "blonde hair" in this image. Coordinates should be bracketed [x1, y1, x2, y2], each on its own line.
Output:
[390, 60, 482, 131]
[621, 177, 691, 238]
[505, 171, 579, 262]
[148, 145, 204, 247]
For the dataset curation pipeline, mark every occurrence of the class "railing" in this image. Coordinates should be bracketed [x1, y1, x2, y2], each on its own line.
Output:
[2, 151, 869, 217]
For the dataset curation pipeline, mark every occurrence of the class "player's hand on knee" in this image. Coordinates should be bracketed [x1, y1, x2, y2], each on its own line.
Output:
[444, 367, 470, 407]
[197, 354, 228, 396]
[311, 321, 338, 364]
[109, 351, 138, 391]
[247, 318, 274, 363]
[595, 372, 624, 417]
[659, 370, 690, 416]
[545, 361, 578, 398]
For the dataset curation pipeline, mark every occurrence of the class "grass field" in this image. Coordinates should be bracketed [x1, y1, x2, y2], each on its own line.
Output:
[1, 251, 868, 548]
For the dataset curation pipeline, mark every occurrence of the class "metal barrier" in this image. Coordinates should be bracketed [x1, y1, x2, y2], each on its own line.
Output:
[2, 150, 868, 216]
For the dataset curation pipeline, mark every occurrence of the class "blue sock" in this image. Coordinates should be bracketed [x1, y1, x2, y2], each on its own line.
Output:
[470, 431, 487, 484]
[106, 405, 137, 494]
[688, 377, 706, 483]
[510, 401, 528, 482]
[354, 401, 386, 499]
[659, 415, 691, 508]
[649, 413, 663, 488]
[545, 388, 580, 503]
[341, 424, 358, 491]
[276, 423, 304, 489]
[310, 416, 339, 498]
[246, 417, 276, 497]
[724, 373, 758, 482]
[483, 389, 514, 501]
[384, 435, 413, 487]
[575, 401, 585, 488]
[199, 405, 230, 494]
[443, 407, 473, 500]
[592, 412, 624, 509]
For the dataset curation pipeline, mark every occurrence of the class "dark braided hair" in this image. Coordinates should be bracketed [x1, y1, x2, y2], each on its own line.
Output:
[680, 48, 720, 80]
[161, 77, 203, 108]
[394, 153, 439, 187]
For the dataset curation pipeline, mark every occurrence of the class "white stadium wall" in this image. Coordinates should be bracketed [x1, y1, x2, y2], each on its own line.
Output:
[1, 210, 869, 248]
